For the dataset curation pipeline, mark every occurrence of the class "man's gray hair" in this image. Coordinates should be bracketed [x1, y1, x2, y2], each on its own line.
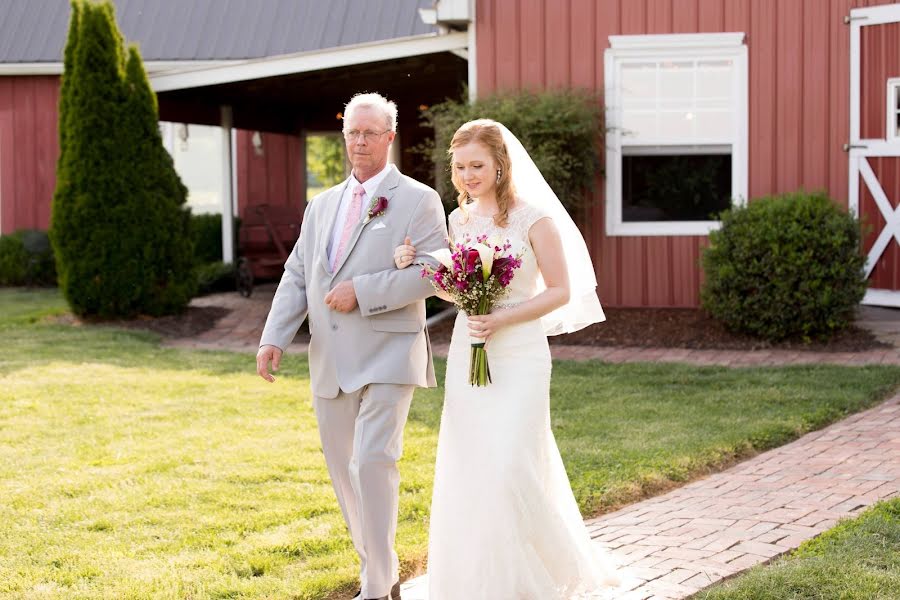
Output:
[343, 93, 398, 132]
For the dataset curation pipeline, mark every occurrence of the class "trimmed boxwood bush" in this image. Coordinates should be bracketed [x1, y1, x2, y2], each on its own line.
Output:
[191, 213, 223, 264]
[194, 261, 236, 296]
[50, 0, 195, 318]
[701, 191, 867, 342]
[0, 230, 57, 286]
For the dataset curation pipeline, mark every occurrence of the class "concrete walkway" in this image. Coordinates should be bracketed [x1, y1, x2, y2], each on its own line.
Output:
[398, 391, 900, 599]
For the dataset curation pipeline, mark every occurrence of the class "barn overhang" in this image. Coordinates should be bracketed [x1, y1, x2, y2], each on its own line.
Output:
[147, 30, 470, 263]
[149, 32, 470, 134]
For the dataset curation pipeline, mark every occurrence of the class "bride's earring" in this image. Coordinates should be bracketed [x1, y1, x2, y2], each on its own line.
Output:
[496, 169, 502, 184]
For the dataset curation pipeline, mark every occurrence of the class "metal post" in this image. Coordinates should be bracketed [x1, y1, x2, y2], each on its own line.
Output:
[220, 105, 234, 263]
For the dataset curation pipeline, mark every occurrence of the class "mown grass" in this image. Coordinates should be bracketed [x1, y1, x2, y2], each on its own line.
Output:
[2, 288, 899, 599]
[699, 498, 900, 599]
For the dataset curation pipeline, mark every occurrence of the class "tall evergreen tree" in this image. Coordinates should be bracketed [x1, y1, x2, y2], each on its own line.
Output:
[50, 0, 195, 317]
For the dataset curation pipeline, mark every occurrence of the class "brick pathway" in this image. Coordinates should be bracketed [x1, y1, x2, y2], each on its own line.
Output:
[397, 392, 900, 599]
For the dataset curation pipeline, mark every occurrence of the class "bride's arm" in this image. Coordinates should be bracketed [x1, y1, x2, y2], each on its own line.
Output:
[467, 217, 569, 340]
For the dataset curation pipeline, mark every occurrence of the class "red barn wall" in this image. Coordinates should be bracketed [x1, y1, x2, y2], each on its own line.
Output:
[0, 76, 305, 251]
[475, 0, 899, 307]
[0, 76, 60, 235]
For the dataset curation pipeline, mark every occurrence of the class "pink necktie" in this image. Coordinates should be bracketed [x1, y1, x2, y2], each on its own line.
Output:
[332, 184, 365, 270]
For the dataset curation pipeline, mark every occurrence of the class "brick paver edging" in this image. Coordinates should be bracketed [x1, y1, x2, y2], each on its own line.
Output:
[581, 391, 900, 599]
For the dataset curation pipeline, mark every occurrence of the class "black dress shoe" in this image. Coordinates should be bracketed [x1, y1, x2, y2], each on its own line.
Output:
[364, 581, 400, 600]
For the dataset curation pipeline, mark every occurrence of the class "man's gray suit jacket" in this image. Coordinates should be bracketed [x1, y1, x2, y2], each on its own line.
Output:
[259, 165, 449, 399]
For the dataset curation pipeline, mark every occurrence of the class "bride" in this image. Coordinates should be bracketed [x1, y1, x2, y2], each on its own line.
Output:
[393, 120, 620, 598]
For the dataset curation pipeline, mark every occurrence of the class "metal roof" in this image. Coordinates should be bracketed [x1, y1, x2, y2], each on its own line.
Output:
[0, 0, 437, 63]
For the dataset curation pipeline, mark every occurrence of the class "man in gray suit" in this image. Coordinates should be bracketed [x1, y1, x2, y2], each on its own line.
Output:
[256, 93, 447, 600]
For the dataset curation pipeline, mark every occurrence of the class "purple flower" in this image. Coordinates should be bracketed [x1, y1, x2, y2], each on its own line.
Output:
[367, 196, 389, 221]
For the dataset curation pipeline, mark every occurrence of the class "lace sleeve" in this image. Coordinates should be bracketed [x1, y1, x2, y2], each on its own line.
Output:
[524, 203, 552, 232]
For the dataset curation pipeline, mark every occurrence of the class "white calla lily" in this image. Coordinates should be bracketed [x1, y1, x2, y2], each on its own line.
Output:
[475, 242, 494, 280]
[428, 248, 454, 269]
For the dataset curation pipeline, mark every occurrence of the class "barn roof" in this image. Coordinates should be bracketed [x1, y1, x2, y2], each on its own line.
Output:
[0, 0, 437, 64]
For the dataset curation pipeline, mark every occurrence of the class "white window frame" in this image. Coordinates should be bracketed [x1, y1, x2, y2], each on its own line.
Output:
[604, 32, 748, 236]
[887, 78, 900, 142]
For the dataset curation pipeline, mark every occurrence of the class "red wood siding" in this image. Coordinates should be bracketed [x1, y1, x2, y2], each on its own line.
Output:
[0, 76, 60, 235]
[235, 130, 306, 276]
[475, 0, 899, 307]
[235, 129, 306, 219]
[0, 75, 305, 253]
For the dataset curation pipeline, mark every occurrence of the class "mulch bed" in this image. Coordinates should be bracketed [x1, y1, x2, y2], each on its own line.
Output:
[57, 304, 888, 353]
[426, 307, 889, 352]
[60, 306, 232, 339]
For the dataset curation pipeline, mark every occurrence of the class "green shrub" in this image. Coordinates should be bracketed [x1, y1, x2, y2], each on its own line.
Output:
[194, 261, 235, 296]
[0, 233, 28, 285]
[0, 230, 57, 286]
[191, 214, 223, 264]
[701, 191, 867, 342]
[189, 214, 241, 268]
[50, 0, 195, 318]
[415, 88, 603, 215]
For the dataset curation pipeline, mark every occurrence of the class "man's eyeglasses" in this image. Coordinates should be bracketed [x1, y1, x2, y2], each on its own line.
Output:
[342, 129, 391, 143]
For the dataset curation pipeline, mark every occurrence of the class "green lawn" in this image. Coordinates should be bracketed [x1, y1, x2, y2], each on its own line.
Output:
[699, 498, 900, 599]
[2, 288, 899, 599]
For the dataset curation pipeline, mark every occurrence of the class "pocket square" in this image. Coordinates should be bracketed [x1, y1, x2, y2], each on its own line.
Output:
[371, 221, 387, 230]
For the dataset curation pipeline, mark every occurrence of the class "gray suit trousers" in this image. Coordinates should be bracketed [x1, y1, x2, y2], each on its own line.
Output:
[313, 383, 415, 599]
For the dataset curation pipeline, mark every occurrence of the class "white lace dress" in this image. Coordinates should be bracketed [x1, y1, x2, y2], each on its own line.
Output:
[426, 204, 620, 599]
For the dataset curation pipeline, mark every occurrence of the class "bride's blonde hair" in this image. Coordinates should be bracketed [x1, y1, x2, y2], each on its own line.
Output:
[449, 119, 516, 227]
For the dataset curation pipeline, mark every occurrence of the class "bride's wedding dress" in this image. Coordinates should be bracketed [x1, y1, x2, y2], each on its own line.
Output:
[426, 204, 620, 599]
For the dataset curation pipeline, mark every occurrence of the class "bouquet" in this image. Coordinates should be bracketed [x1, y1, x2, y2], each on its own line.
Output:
[421, 235, 523, 386]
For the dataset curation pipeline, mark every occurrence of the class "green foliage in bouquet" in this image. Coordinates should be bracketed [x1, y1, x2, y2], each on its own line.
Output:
[701, 191, 867, 342]
[50, 0, 195, 318]
[415, 88, 603, 216]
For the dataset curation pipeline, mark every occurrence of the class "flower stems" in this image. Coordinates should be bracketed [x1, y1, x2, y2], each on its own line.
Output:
[469, 297, 492, 386]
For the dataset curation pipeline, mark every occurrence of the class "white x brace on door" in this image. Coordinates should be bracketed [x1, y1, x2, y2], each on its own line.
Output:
[849, 3, 900, 307]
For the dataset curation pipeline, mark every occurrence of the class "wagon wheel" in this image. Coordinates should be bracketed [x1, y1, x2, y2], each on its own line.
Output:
[236, 258, 254, 298]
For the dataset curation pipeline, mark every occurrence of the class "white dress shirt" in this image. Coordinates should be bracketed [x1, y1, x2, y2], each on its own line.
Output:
[327, 163, 392, 266]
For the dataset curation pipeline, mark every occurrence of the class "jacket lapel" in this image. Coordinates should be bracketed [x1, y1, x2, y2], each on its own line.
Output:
[330, 165, 401, 277]
[320, 179, 351, 273]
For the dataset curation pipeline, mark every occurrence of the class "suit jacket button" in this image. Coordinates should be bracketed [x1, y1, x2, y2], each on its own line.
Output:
[331, 324, 337, 330]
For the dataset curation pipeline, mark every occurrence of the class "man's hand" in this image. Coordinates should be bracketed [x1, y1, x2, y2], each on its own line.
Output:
[324, 280, 358, 313]
[256, 344, 283, 383]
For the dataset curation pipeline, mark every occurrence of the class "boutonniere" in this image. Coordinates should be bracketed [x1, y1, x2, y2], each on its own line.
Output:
[365, 196, 389, 223]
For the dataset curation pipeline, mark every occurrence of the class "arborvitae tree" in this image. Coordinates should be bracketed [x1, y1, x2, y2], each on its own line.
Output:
[50, 0, 195, 317]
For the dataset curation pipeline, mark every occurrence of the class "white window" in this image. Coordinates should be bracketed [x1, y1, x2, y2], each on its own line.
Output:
[604, 33, 748, 236]
[887, 78, 900, 142]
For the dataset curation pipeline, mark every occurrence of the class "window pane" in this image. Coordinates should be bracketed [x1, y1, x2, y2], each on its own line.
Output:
[693, 110, 733, 139]
[621, 62, 657, 101]
[658, 110, 694, 139]
[697, 60, 733, 98]
[622, 153, 732, 221]
[621, 110, 657, 139]
[618, 56, 736, 145]
[659, 61, 694, 100]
